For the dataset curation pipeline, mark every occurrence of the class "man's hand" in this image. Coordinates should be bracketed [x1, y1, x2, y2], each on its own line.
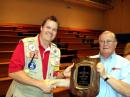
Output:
[63, 63, 74, 78]
[97, 63, 107, 79]
[37, 79, 57, 93]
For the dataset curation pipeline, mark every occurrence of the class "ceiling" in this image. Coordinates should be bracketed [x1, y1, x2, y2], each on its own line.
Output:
[63, 0, 113, 10]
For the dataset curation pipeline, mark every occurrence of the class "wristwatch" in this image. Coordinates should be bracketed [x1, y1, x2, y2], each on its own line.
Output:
[104, 74, 111, 82]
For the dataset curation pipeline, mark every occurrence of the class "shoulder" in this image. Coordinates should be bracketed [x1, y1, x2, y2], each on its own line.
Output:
[116, 54, 130, 66]
[51, 43, 60, 49]
[21, 37, 35, 42]
[116, 54, 128, 61]
[51, 43, 61, 54]
[51, 42, 57, 47]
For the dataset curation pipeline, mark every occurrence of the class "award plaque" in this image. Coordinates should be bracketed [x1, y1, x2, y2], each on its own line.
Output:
[70, 57, 100, 97]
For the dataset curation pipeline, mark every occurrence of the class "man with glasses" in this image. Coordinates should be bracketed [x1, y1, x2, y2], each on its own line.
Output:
[96, 31, 130, 97]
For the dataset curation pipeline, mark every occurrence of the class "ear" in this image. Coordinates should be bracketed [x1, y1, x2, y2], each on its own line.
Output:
[115, 41, 118, 48]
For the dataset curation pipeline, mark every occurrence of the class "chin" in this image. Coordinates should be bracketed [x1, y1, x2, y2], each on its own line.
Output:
[101, 51, 110, 55]
[103, 53, 112, 57]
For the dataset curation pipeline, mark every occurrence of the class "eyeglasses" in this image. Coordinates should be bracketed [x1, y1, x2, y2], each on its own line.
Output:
[99, 40, 115, 44]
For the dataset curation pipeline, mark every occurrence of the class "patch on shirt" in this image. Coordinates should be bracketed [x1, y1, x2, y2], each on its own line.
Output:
[28, 44, 36, 51]
[112, 67, 121, 70]
[54, 66, 59, 71]
[24, 68, 30, 73]
[29, 51, 38, 59]
[28, 61, 36, 70]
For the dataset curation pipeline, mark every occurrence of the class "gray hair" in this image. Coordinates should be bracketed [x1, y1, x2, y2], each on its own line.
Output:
[99, 30, 117, 42]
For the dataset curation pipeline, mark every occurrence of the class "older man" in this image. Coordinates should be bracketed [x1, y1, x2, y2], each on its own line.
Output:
[96, 31, 130, 97]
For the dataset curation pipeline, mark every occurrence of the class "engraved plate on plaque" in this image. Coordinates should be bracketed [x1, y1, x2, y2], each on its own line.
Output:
[76, 66, 91, 89]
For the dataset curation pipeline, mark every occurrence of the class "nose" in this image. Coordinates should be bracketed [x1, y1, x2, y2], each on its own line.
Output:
[104, 41, 108, 45]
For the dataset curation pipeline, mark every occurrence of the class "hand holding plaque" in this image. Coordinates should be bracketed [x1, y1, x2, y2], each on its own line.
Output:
[70, 57, 100, 97]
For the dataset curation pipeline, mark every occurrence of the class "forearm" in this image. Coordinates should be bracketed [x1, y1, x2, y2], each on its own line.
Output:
[97, 63, 130, 97]
[105, 76, 130, 97]
[9, 70, 41, 88]
[9, 70, 58, 93]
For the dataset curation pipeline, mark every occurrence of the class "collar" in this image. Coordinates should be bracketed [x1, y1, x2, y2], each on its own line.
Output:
[100, 52, 116, 61]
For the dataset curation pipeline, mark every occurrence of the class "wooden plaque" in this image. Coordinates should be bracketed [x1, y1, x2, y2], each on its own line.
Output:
[70, 57, 100, 97]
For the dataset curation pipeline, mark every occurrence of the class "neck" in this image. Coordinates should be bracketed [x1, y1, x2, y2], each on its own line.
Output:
[101, 51, 114, 59]
[103, 55, 110, 59]
[40, 36, 50, 49]
[101, 53, 111, 59]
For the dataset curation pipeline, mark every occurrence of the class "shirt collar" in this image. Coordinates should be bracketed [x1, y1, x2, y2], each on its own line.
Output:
[100, 52, 116, 61]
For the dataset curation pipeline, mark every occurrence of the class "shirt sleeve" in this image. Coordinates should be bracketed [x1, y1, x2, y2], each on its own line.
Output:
[121, 61, 130, 84]
[8, 41, 25, 73]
